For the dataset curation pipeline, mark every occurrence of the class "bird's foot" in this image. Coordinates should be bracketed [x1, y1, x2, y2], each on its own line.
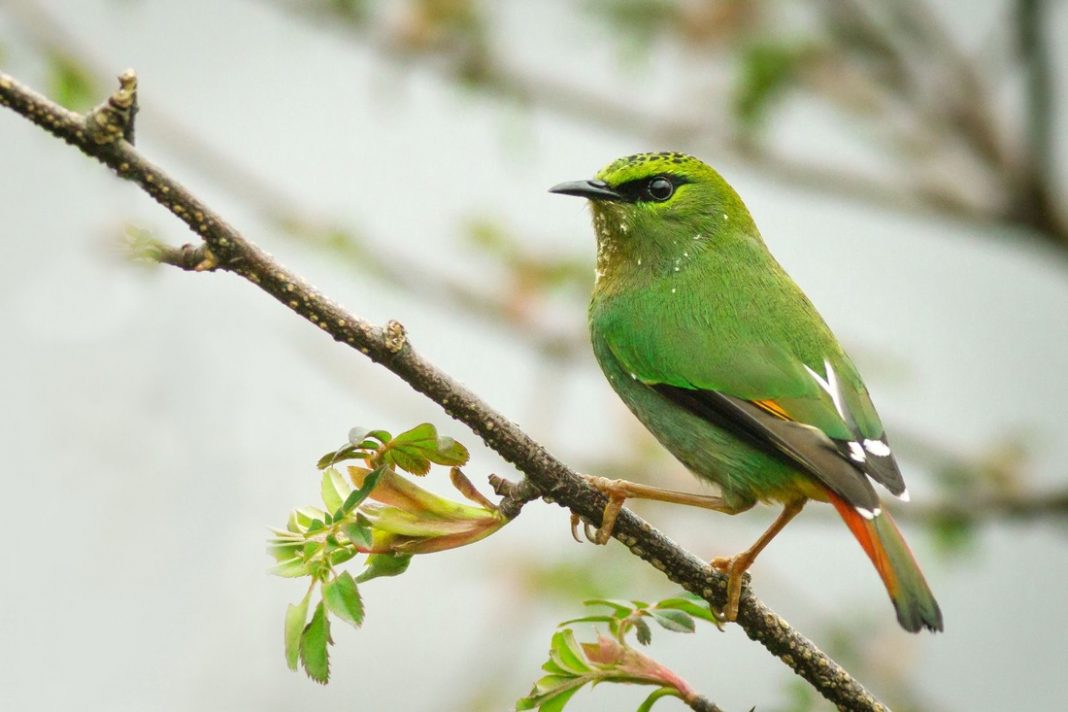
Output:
[710, 554, 752, 622]
[570, 475, 630, 545]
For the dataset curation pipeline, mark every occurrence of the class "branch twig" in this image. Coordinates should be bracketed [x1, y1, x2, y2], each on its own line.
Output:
[1, 68, 891, 712]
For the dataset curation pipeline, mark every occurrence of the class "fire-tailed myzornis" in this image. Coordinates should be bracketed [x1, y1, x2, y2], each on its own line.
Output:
[550, 152, 942, 633]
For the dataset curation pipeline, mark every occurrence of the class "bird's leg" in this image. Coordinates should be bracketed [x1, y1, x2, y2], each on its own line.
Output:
[711, 499, 806, 621]
[573, 475, 754, 545]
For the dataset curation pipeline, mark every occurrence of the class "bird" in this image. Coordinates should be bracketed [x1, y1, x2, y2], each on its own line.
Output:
[549, 152, 942, 633]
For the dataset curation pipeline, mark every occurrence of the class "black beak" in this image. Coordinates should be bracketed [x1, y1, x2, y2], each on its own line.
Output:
[548, 179, 623, 202]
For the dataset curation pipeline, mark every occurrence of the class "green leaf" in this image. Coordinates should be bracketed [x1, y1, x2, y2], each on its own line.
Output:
[538, 686, 582, 712]
[650, 609, 695, 634]
[269, 556, 311, 578]
[300, 601, 331, 684]
[329, 548, 358, 566]
[382, 423, 457, 475]
[342, 521, 373, 549]
[517, 675, 587, 712]
[317, 445, 358, 470]
[426, 436, 470, 466]
[323, 571, 364, 627]
[320, 467, 352, 513]
[654, 597, 719, 624]
[284, 590, 311, 671]
[355, 552, 412, 583]
[636, 688, 681, 712]
[634, 617, 652, 646]
[385, 446, 431, 476]
[549, 629, 591, 675]
[340, 465, 384, 514]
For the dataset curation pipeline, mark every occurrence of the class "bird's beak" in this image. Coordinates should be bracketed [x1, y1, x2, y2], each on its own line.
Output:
[548, 179, 623, 202]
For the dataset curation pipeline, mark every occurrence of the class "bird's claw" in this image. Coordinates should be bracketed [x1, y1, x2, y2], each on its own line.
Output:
[569, 475, 628, 545]
[710, 554, 750, 622]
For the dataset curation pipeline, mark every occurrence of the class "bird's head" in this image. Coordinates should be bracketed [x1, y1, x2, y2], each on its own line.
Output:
[550, 152, 759, 283]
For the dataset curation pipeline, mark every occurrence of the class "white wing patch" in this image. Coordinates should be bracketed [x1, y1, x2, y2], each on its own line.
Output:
[804, 359, 846, 419]
[847, 441, 867, 462]
[855, 505, 882, 520]
[863, 438, 891, 457]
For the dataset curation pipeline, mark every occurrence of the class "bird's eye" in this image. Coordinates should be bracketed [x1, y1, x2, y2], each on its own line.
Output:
[646, 176, 674, 201]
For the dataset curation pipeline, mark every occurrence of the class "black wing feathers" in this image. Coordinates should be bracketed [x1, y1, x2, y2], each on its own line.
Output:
[654, 384, 881, 511]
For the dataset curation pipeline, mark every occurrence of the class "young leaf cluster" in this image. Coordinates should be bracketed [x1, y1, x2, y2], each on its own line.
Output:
[518, 595, 722, 712]
[272, 423, 506, 683]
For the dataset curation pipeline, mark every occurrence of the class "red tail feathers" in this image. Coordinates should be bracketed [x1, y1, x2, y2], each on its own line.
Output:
[828, 492, 943, 633]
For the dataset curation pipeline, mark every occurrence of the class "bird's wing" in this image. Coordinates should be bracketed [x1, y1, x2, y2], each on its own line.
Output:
[601, 320, 905, 512]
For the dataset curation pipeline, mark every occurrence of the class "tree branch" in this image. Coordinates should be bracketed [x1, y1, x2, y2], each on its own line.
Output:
[1, 69, 890, 712]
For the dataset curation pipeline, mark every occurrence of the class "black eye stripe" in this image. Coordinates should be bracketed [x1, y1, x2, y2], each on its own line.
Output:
[612, 174, 689, 203]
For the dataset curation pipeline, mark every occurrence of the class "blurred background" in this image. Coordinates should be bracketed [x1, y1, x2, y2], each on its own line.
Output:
[1, 1, 1067, 710]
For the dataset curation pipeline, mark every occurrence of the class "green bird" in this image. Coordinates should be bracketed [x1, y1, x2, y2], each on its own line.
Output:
[550, 152, 942, 633]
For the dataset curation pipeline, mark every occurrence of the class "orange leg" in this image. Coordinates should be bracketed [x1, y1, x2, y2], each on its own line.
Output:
[711, 499, 806, 620]
[573, 475, 754, 545]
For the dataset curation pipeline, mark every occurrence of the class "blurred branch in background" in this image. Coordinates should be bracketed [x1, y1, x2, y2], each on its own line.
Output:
[1, 0, 590, 362]
[272, 0, 1067, 247]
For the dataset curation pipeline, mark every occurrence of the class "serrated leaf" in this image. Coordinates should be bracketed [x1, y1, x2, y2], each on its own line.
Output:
[636, 688, 680, 712]
[323, 571, 364, 627]
[634, 617, 652, 646]
[549, 629, 591, 675]
[269, 556, 311, 578]
[650, 609, 695, 634]
[384, 446, 431, 476]
[321, 467, 352, 513]
[284, 591, 311, 671]
[355, 552, 411, 583]
[300, 601, 331, 684]
[383, 423, 440, 475]
[392, 422, 437, 446]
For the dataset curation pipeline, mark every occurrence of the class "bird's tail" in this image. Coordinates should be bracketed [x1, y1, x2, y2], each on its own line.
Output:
[828, 492, 943, 633]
